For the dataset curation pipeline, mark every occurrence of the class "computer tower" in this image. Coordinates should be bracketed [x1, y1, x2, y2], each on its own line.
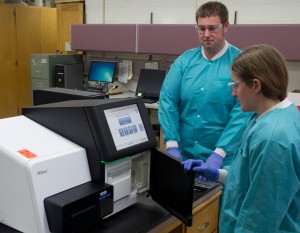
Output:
[30, 54, 83, 91]
[55, 63, 84, 89]
[33, 87, 109, 106]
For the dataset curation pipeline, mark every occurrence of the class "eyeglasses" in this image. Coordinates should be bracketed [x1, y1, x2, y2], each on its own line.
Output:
[228, 80, 240, 91]
[195, 24, 223, 33]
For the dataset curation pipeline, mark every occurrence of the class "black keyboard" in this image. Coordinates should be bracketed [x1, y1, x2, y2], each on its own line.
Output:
[83, 88, 106, 93]
[194, 178, 220, 192]
[141, 98, 158, 104]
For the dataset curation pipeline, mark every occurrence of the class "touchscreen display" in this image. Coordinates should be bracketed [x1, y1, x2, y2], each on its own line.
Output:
[104, 104, 148, 150]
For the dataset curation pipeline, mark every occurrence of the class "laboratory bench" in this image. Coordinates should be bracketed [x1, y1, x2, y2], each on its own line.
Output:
[0, 186, 222, 233]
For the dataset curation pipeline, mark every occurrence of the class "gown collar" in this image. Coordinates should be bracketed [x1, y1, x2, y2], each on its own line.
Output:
[201, 41, 229, 61]
[256, 98, 293, 121]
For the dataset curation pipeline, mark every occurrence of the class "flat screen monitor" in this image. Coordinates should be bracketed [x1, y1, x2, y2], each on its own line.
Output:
[150, 148, 195, 226]
[136, 68, 167, 99]
[104, 104, 149, 151]
[87, 60, 117, 83]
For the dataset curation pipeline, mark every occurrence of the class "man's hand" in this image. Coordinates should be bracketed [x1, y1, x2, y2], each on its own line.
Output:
[206, 152, 224, 169]
[182, 159, 219, 181]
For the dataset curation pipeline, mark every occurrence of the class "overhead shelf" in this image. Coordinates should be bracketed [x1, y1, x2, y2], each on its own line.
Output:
[71, 24, 300, 61]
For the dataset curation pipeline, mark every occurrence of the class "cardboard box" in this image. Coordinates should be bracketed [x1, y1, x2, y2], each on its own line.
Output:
[288, 90, 300, 110]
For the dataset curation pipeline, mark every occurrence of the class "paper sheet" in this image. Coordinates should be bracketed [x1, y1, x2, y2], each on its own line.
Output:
[118, 60, 133, 83]
[145, 62, 159, 69]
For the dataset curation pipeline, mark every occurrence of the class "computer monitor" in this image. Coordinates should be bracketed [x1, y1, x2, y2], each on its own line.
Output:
[150, 148, 195, 226]
[87, 60, 117, 83]
[135, 68, 167, 99]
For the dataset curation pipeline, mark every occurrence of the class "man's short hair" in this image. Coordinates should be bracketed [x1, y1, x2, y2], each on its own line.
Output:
[196, 1, 229, 24]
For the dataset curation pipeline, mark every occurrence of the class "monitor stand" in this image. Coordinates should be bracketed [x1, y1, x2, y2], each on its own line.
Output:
[100, 82, 109, 92]
[85, 81, 109, 93]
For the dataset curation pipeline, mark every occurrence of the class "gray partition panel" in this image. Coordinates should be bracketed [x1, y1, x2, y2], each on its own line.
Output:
[71, 24, 137, 53]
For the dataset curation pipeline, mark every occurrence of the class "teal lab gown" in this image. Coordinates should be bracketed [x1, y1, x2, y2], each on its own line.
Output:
[158, 44, 250, 165]
[219, 103, 300, 233]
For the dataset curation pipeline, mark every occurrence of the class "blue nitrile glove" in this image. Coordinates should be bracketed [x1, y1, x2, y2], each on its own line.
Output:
[206, 152, 224, 169]
[182, 159, 219, 182]
[167, 147, 183, 161]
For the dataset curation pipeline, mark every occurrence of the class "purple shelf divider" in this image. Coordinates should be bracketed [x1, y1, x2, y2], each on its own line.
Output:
[227, 24, 300, 61]
[71, 24, 300, 61]
[71, 24, 137, 53]
[138, 24, 199, 55]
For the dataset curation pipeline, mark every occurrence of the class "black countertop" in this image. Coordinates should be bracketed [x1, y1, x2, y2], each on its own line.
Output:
[0, 186, 222, 233]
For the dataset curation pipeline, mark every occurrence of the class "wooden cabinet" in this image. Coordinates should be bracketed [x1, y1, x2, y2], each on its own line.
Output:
[0, 4, 57, 118]
[0, 4, 18, 118]
[16, 5, 57, 112]
[56, 3, 84, 54]
[187, 192, 221, 233]
[150, 190, 222, 233]
[155, 217, 185, 233]
[159, 127, 166, 151]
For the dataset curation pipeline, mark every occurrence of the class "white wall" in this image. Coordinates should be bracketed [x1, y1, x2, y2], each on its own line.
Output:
[85, 0, 300, 91]
[86, 0, 300, 24]
[85, 0, 104, 24]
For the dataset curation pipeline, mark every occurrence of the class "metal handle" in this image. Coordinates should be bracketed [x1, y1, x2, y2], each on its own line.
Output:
[197, 222, 209, 231]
